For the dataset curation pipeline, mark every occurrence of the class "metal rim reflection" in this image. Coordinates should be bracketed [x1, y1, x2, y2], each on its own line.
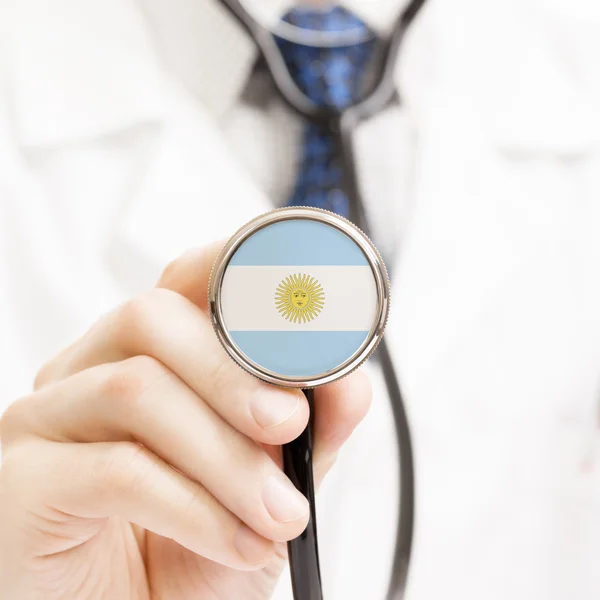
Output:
[208, 206, 390, 388]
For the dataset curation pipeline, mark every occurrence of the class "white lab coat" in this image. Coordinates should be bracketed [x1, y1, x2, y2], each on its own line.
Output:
[2, 0, 600, 598]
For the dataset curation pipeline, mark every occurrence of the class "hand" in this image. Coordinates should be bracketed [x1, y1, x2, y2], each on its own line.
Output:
[0, 243, 372, 600]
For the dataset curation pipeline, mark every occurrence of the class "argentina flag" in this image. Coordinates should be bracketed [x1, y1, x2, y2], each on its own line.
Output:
[219, 218, 379, 378]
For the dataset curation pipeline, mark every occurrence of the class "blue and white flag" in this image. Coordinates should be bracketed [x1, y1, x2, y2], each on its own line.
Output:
[220, 219, 378, 377]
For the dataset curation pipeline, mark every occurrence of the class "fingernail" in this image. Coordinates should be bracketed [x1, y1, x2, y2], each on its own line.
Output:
[250, 389, 300, 430]
[234, 524, 273, 564]
[262, 476, 309, 523]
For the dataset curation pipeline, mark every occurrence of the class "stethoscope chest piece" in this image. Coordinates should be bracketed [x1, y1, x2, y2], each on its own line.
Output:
[209, 207, 390, 388]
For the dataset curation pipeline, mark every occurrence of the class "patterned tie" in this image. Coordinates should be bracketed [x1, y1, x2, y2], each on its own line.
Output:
[277, 6, 375, 217]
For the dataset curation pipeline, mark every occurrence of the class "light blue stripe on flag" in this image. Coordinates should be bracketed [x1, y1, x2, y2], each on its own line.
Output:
[229, 220, 368, 266]
[230, 331, 369, 377]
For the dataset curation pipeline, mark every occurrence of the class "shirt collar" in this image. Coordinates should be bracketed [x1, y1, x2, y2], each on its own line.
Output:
[7, 0, 406, 148]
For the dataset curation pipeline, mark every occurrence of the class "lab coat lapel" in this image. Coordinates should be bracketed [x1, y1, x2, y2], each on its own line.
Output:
[7, 0, 259, 149]
[387, 0, 600, 395]
[139, 0, 258, 120]
[7, 0, 270, 289]
[109, 95, 272, 289]
[7, 0, 167, 148]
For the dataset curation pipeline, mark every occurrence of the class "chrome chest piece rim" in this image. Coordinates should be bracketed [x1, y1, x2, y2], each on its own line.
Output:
[208, 207, 390, 388]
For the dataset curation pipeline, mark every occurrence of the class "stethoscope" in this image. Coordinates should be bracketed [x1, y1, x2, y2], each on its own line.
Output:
[214, 1, 429, 598]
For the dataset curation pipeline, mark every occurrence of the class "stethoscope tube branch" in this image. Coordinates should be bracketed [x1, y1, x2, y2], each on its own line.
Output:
[282, 389, 323, 600]
[337, 112, 415, 600]
[219, 0, 328, 121]
[219, 0, 430, 125]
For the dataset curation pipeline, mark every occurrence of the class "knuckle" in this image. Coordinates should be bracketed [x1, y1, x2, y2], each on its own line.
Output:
[0, 396, 33, 446]
[33, 314, 110, 389]
[0, 441, 21, 475]
[128, 354, 169, 380]
[115, 293, 154, 347]
[209, 357, 254, 403]
[180, 485, 211, 523]
[209, 359, 234, 394]
[158, 248, 204, 289]
[211, 366, 246, 411]
[115, 289, 180, 352]
[96, 442, 158, 494]
[102, 356, 170, 412]
[158, 255, 184, 287]
[33, 350, 69, 389]
[33, 360, 54, 390]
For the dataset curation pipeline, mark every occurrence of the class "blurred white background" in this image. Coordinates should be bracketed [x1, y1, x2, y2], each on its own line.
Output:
[2, 0, 600, 598]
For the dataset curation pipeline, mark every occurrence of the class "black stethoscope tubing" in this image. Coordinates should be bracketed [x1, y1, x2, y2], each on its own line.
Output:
[217, 1, 428, 598]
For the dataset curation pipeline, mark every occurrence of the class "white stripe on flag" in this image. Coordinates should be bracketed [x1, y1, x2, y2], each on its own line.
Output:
[221, 265, 377, 331]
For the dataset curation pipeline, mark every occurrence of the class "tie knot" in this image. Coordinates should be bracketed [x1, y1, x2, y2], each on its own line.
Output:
[277, 6, 375, 110]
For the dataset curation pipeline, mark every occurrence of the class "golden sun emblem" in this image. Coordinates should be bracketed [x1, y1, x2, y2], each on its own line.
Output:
[275, 273, 325, 323]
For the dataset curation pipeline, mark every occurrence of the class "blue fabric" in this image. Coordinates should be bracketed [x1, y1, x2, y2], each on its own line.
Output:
[277, 7, 375, 217]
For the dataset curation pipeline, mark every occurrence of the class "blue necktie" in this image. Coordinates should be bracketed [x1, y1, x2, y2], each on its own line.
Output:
[277, 7, 375, 217]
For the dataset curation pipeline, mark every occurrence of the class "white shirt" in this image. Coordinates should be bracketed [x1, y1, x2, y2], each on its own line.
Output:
[2, 0, 600, 598]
